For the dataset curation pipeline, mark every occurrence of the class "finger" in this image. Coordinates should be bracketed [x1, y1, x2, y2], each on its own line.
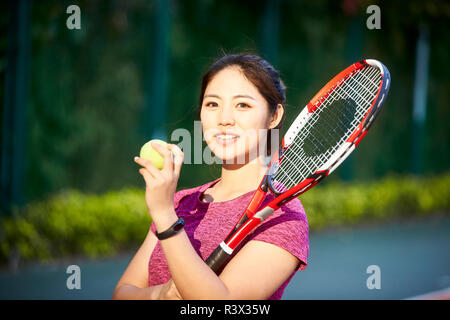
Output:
[151, 142, 174, 174]
[174, 288, 182, 300]
[138, 168, 155, 188]
[134, 156, 163, 180]
[167, 144, 184, 177]
[173, 285, 182, 300]
[165, 279, 177, 300]
[169, 282, 182, 300]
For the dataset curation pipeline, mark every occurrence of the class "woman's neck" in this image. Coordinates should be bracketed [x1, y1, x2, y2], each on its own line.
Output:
[216, 156, 268, 195]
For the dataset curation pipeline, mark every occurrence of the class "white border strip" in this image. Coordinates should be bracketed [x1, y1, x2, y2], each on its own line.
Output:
[364, 59, 384, 75]
[219, 241, 233, 255]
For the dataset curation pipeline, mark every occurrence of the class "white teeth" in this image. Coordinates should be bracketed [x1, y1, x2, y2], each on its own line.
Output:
[216, 135, 238, 140]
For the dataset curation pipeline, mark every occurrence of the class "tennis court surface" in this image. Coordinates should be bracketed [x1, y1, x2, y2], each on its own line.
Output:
[0, 216, 448, 300]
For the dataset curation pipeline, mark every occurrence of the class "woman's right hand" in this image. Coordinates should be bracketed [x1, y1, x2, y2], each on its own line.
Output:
[157, 279, 182, 300]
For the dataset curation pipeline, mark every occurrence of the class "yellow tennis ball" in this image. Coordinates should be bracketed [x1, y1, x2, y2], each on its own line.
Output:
[139, 139, 169, 170]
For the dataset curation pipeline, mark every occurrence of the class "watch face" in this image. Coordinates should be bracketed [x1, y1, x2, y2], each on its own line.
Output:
[156, 218, 185, 240]
[174, 223, 184, 232]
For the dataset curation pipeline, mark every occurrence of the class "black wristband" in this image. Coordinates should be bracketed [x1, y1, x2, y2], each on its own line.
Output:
[155, 217, 185, 240]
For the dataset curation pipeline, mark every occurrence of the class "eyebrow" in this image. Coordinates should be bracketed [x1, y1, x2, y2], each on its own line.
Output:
[203, 94, 256, 101]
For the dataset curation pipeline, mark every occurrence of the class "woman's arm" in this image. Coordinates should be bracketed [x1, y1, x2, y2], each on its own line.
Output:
[154, 212, 299, 300]
[217, 239, 300, 299]
[135, 143, 299, 299]
[112, 226, 160, 299]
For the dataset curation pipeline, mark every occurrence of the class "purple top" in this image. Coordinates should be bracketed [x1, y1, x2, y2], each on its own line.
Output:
[148, 178, 309, 300]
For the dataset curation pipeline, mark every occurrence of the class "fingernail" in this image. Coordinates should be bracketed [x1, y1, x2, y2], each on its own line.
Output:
[134, 156, 139, 161]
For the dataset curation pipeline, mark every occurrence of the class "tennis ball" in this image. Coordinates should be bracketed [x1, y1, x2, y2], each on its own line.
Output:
[139, 139, 170, 170]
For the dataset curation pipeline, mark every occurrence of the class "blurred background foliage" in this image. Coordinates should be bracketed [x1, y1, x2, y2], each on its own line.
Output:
[0, 0, 449, 264]
[0, 0, 448, 202]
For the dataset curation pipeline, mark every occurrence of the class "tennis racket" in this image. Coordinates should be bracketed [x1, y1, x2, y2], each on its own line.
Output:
[205, 59, 391, 274]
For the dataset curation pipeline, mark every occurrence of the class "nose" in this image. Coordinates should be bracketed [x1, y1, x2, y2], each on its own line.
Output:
[218, 105, 235, 126]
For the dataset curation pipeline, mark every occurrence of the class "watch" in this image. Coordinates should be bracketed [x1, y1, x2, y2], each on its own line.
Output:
[155, 217, 185, 240]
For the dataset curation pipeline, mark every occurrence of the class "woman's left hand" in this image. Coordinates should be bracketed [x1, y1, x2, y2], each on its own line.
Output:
[134, 142, 184, 219]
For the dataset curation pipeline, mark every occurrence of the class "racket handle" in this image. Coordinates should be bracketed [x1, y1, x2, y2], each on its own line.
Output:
[206, 243, 232, 274]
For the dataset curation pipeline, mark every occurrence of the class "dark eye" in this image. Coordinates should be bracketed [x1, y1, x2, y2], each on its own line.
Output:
[237, 103, 251, 109]
[205, 102, 218, 108]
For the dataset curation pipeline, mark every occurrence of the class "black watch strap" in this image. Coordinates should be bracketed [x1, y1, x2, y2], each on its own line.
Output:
[155, 217, 185, 240]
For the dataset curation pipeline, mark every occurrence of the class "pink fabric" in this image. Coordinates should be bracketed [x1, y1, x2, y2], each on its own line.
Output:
[148, 178, 309, 300]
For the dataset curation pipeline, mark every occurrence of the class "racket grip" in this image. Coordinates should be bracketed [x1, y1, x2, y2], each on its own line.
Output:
[205, 244, 231, 274]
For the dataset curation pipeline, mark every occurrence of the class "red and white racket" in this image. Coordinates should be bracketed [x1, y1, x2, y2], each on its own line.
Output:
[205, 59, 391, 273]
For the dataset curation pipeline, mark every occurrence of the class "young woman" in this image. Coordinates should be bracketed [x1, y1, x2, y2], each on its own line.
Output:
[112, 54, 309, 300]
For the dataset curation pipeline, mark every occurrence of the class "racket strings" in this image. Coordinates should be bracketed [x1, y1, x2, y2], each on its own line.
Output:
[282, 67, 380, 180]
[272, 66, 382, 193]
[278, 67, 381, 185]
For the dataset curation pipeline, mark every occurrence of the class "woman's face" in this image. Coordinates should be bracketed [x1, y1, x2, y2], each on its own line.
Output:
[200, 66, 275, 165]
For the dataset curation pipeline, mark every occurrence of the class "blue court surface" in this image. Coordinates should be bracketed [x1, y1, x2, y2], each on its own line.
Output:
[0, 216, 449, 300]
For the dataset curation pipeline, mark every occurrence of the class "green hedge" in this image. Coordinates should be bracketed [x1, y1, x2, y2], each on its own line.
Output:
[303, 173, 450, 229]
[1, 174, 450, 265]
[0, 189, 150, 265]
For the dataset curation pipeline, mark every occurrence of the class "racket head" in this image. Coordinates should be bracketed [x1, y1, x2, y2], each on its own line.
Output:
[266, 59, 391, 199]
[206, 59, 391, 273]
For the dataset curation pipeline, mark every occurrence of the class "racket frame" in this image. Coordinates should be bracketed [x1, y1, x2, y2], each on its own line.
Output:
[205, 59, 391, 274]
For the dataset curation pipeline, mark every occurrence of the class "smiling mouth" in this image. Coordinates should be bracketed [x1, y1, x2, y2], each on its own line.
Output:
[214, 134, 240, 146]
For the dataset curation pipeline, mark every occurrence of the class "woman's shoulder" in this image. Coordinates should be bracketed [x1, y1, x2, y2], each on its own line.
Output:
[247, 195, 308, 241]
[262, 194, 307, 222]
[279, 197, 307, 220]
[248, 196, 309, 271]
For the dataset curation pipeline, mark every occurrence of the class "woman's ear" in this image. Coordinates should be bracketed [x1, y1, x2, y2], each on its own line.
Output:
[268, 104, 284, 129]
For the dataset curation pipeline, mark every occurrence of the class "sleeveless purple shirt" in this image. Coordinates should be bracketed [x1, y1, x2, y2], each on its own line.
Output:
[148, 178, 309, 300]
